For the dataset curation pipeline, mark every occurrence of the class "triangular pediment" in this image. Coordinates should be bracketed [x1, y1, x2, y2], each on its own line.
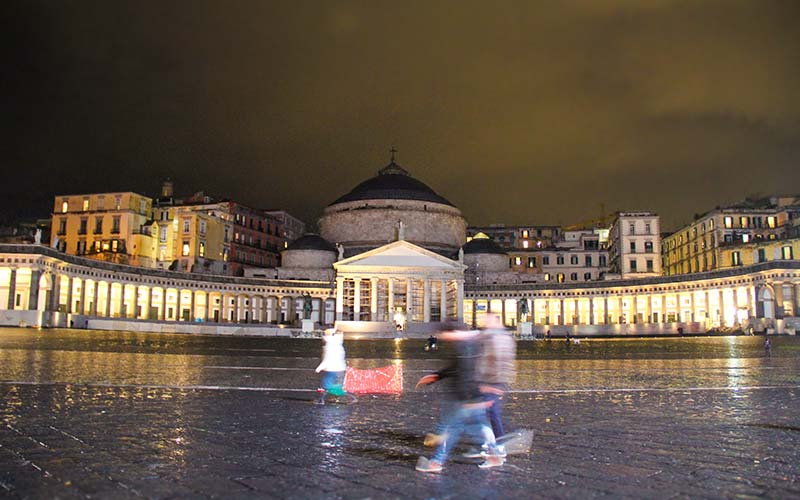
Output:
[334, 240, 465, 270]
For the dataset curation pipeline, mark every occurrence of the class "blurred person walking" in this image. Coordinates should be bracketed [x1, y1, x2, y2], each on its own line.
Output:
[315, 328, 355, 404]
[415, 322, 503, 473]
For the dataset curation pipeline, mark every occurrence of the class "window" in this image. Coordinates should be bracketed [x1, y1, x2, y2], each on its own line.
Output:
[199, 241, 206, 257]
[159, 226, 167, 242]
[742, 234, 750, 243]
[183, 219, 191, 233]
[570, 272, 578, 281]
[599, 255, 607, 267]
[630, 241, 636, 253]
[542, 256, 550, 265]
[61, 200, 69, 213]
[644, 241, 653, 253]
[527, 257, 536, 268]
[140, 199, 147, 214]
[515, 257, 522, 266]
[570, 255, 578, 265]
[646, 259, 654, 272]
[112, 216, 120, 234]
[724, 216, 733, 228]
[584, 272, 591, 281]
[114, 195, 122, 209]
[585, 255, 592, 266]
[521, 230, 529, 238]
[629, 222, 635, 234]
[782, 246, 794, 260]
[57, 219, 66, 235]
[630, 259, 637, 272]
[732, 251, 742, 266]
[522, 240, 529, 249]
[557, 273, 565, 283]
[739, 216, 747, 228]
[82, 198, 89, 211]
[97, 196, 105, 210]
[224, 227, 230, 242]
[556, 256, 564, 265]
[767, 216, 776, 228]
[111, 240, 119, 252]
[76, 240, 86, 254]
[709, 219, 714, 229]
[757, 248, 766, 263]
[200, 220, 207, 236]
[645, 223, 651, 234]
[182, 240, 190, 256]
[79, 218, 87, 235]
[544, 273, 550, 281]
[94, 217, 103, 234]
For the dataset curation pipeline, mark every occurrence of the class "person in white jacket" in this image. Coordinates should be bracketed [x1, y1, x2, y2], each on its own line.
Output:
[315, 329, 354, 404]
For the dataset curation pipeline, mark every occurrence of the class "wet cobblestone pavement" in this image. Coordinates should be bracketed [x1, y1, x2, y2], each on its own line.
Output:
[1, 328, 799, 499]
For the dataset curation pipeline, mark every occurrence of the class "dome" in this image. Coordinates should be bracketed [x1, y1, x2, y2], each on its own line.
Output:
[329, 161, 454, 207]
[285, 234, 336, 253]
[462, 237, 507, 255]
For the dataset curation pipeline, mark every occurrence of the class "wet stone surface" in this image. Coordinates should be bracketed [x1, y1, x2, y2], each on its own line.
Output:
[0, 328, 799, 499]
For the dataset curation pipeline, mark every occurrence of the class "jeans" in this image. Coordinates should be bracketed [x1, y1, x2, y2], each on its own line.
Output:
[432, 403, 498, 464]
[321, 371, 344, 393]
[485, 392, 504, 438]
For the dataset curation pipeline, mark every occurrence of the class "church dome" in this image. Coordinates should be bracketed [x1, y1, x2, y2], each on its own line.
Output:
[462, 237, 507, 255]
[285, 233, 336, 253]
[330, 161, 454, 207]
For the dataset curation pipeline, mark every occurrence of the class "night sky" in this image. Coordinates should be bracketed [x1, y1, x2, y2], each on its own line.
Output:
[2, 1, 799, 231]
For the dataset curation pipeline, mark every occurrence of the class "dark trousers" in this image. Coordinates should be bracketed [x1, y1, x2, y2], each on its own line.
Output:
[485, 392, 504, 438]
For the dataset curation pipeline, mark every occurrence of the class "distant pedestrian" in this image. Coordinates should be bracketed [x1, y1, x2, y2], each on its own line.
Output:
[764, 337, 772, 357]
[545, 330, 551, 341]
[315, 328, 354, 404]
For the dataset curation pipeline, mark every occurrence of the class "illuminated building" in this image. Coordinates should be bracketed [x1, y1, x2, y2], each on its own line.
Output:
[466, 225, 560, 250]
[50, 192, 156, 267]
[663, 196, 800, 275]
[608, 212, 661, 278]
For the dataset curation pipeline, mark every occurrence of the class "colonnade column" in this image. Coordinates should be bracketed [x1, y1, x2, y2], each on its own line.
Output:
[631, 294, 638, 323]
[7, 269, 16, 310]
[646, 295, 653, 323]
[774, 285, 784, 319]
[90, 281, 98, 316]
[718, 289, 725, 326]
[440, 280, 447, 321]
[27, 270, 41, 311]
[559, 299, 565, 325]
[573, 298, 579, 324]
[660, 294, 666, 323]
[190, 290, 196, 321]
[456, 281, 464, 322]
[704, 291, 710, 322]
[370, 278, 378, 321]
[589, 298, 595, 325]
[78, 279, 87, 314]
[205, 292, 211, 322]
[603, 297, 608, 324]
[160, 288, 167, 321]
[49, 273, 61, 312]
[105, 282, 112, 317]
[335, 278, 344, 321]
[423, 280, 433, 322]
[545, 299, 551, 325]
[146, 287, 153, 320]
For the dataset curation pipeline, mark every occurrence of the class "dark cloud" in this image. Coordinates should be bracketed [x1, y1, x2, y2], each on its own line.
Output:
[2, 0, 798, 230]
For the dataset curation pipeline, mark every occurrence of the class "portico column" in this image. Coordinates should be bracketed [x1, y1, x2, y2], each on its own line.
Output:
[423, 280, 431, 323]
[387, 278, 394, 320]
[631, 294, 638, 324]
[147, 287, 153, 320]
[456, 281, 464, 322]
[660, 294, 667, 323]
[160, 288, 167, 321]
[618, 296, 624, 324]
[646, 294, 653, 323]
[353, 278, 361, 321]
[105, 282, 113, 317]
[407, 279, 414, 322]
[589, 298, 595, 325]
[747, 286, 755, 319]
[718, 289, 725, 326]
[603, 297, 608, 324]
[370, 277, 378, 321]
[573, 298, 579, 324]
[440, 279, 448, 321]
[28, 270, 41, 311]
[500, 298, 506, 325]
[7, 269, 16, 310]
[704, 291, 710, 321]
[545, 299, 551, 325]
[689, 291, 696, 323]
[733, 288, 741, 324]
[190, 290, 196, 321]
[335, 277, 345, 321]
[559, 299, 565, 325]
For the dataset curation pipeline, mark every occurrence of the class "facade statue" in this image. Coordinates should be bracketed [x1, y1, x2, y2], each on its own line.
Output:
[336, 243, 344, 261]
[34, 229, 42, 245]
[458, 247, 464, 263]
[517, 297, 530, 322]
[397, 220, 405, 240]
[302, 293, 313, 320]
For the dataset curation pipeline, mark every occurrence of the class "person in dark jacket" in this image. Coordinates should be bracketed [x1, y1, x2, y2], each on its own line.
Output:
[415, 323, 503, 473]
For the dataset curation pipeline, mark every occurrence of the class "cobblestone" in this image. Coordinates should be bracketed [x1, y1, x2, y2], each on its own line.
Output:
[0, 328, 798, 498]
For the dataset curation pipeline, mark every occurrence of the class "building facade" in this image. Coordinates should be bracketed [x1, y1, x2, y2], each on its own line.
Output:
[608, 212, 661, 278]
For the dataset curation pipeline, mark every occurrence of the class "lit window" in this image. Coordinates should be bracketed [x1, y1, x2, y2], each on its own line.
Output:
[544, 273, 550, 281]
[740, 216, 747, 228]
[61, 200, 68, 213]
[767, 216, 776, 228]
[115, 195, 122, 209]
[182, 241, 190, 256]
[515, 257, 522, 266]
[527, 257, 535, 268]
[782, 246, 793, 259]
[732, 251, 741, 266]
[724, 216, 733, 228]
[199, 241, 205, 257]
[709, 219, 714, 229]
[742, 234, 750, 243]
[522, 240, 529, 249]
[82, 198, 89, 211]
[521, 230, 529, 238]
[557, 273, 565, 283]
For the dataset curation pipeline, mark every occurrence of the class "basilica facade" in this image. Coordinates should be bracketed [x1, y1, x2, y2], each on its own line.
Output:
[1, 157, 799, 336]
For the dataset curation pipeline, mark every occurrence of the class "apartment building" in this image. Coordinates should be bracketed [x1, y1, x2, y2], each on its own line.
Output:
[608, 212, 661, 278]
